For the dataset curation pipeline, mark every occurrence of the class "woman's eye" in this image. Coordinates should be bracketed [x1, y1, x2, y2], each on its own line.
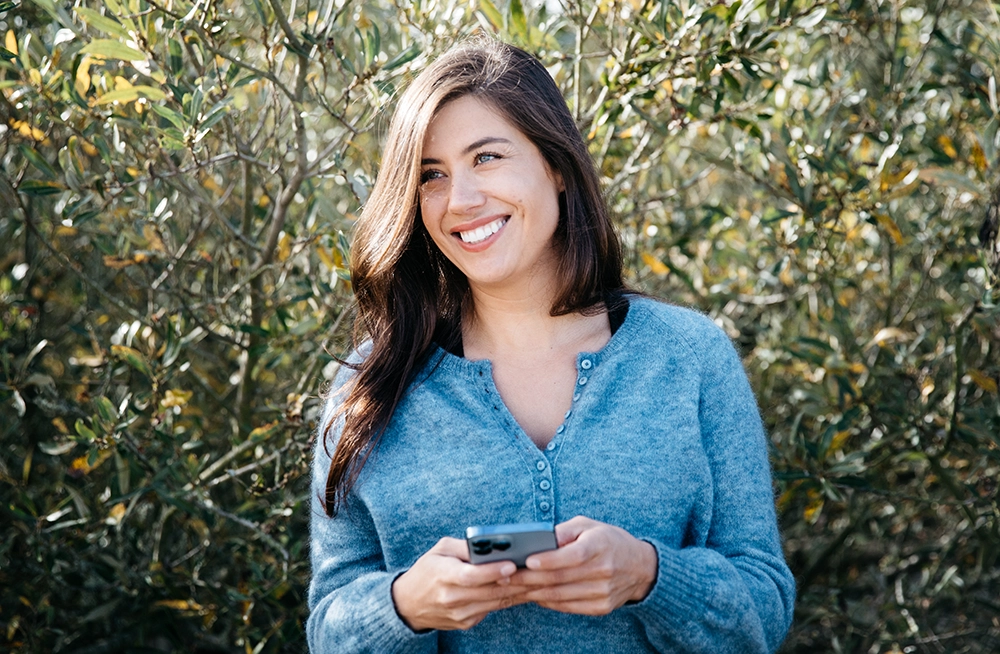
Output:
[475, 152, 500, 165]
[420, 170, 442, 184]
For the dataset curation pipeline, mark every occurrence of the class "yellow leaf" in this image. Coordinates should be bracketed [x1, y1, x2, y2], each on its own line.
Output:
[779, 259, 794, 286]
[829, 430, 851, 454]
[968, 369, 998, 394]
[114, 75, 133, 90]
[937, 134, 957, 159]
[316, 246, 336, 271]
[69, 449, 112, 477]
[5, 30, 16, 56]
[875, 213, 903, 245]
[103, 255, 136, 269]
[970, 140, 988, 172]
[105, 502, 126, 526]
[80, 139, 98, 157]
[75, 56, 94, 95]
[804, 495, 824, 524]
[52, 417, 69, 434]
[155, 600, 205, 612]
[249, 420, 281, 443]
[161, 388, 193, 408]
[143, 224, 166, 251]
[28, 68, 42, 86]
[641, 252, 669, 276]
[277, 232, 292, 262]
[10, 119, 46, 142]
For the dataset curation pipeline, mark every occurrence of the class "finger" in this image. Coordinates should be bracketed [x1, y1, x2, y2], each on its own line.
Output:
[432, 536, 473, 561]
[553, 515, 594, 547]
[524, 534, 595, 570]
[522, 580, 608, 604]
[508, 564, 588, 587]
[448, 559, 518, 587]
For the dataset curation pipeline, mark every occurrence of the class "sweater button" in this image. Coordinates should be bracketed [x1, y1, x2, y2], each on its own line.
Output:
[539, 501, 550, 512]
[572, 393, 580, 401]
[545, 441, 556, 451]
[539, 480, 551, 490]
[556, 425, 565, 434]
[581, 359, 592, 370]
[577, 376, 588, 386]
[536, 461, 546, 471]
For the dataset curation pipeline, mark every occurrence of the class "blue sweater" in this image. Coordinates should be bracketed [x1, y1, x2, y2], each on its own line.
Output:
[308, 297, 795, 653]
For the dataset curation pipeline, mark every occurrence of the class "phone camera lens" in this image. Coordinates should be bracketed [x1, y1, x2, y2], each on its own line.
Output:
[471, 539, 493, 555]
[492, 538, 511, 552]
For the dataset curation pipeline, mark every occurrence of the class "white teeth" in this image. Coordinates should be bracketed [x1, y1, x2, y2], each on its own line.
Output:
[458, 217, 507, 244]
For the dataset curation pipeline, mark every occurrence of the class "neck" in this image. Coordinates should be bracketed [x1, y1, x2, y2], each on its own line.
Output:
[462, 285, 607, 360]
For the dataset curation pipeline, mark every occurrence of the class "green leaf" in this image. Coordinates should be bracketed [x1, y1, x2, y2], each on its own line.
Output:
[248, 420, 281, 443]
[80, 39, 145, 61]
[18, 144, 58, 178]
[94, 87, 139, 104]
[94, 395, 118, 425]
[0, 46, 16, 62]
[18, 180, 66, 196]
[111, 344, 154, 379]
[168, 37, 183, 74]
[384, 42, 420, 71]
[73, 7, 130, 39]
[0, 1, 19, 13]
[509, 0, 527, 38]
[95, 84, 165, 104]
[149, 103, 185, 129]
[75, 418, 97, 441]
[476, 0, 503, 30]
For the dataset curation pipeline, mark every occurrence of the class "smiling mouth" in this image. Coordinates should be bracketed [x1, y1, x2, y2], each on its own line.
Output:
[456, 217, 508, 245]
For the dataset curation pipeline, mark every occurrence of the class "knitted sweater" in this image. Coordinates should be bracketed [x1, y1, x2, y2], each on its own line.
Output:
[307, 297, 796, 653]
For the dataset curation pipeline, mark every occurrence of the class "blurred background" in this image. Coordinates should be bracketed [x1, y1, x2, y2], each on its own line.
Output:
[1, 0, 998, 651]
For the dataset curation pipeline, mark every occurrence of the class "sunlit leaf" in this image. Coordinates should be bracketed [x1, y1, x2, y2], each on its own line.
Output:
[110, 344, 154, 379]
[80, 39, 145, 61]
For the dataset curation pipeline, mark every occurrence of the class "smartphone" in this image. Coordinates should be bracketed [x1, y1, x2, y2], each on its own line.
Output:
[465, 522, 557, 568]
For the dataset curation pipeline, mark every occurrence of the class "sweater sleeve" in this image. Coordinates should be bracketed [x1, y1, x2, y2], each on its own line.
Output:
[306, 381, 438, 654]
[621, 323, 796, 654]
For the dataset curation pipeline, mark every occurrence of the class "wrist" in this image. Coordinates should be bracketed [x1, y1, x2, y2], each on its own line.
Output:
[391, 569, 429, 632]
[629, 540, 658, 602]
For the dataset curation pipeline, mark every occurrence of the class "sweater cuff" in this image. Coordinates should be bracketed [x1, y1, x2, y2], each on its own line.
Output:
[344, 572, 438, 651]
[620, 538, 715, 625]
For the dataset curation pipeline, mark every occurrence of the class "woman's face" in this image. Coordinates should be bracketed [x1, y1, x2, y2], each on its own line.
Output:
[419, 95, 564, 298]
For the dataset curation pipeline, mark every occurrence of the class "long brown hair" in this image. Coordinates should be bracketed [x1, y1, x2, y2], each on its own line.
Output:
[322, 37, 626, 515]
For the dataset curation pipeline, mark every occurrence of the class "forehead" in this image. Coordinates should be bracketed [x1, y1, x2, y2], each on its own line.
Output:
[421, 96, 523, 154]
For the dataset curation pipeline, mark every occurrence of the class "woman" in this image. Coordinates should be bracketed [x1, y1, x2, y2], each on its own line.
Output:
[308, 38, 795, 653]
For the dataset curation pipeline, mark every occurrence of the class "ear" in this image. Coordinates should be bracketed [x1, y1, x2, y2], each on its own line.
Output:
[552, 168, 565, 193]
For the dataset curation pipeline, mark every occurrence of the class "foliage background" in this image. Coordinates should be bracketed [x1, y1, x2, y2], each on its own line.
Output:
[2, 0, 999, 651]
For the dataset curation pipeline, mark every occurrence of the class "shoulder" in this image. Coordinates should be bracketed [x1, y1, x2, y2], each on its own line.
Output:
[627, 295, 733, 354]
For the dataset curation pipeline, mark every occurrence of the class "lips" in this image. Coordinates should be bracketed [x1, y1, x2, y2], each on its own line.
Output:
[456, 216, 508, 244]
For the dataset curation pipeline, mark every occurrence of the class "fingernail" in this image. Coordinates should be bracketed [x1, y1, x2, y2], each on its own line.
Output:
[500, 563, 515, 576]
[526, 558, 539, 570]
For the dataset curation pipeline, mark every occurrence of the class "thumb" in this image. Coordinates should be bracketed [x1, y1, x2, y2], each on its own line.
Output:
[554, 516, 592, 547]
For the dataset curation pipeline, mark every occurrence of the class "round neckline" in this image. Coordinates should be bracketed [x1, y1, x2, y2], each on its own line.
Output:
[427, 295, 643, 379]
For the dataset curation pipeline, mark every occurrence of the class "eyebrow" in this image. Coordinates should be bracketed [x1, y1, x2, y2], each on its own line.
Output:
[420, 137, 512, 165]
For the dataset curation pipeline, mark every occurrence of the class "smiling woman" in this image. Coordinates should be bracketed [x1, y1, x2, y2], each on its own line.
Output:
[307, 38, 795, 654]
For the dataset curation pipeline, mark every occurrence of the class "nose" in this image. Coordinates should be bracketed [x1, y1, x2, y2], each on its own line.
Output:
[446, 170, 486, 215]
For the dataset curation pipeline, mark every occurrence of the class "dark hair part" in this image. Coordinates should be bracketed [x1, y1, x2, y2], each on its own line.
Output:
[322, 38, 626, 515]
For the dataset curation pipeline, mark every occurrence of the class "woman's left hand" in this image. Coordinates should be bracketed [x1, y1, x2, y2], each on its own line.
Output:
[509, 515, 658, 616]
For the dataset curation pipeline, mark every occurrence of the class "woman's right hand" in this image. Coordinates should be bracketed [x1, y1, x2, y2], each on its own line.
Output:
[391, 537, 528, 631]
